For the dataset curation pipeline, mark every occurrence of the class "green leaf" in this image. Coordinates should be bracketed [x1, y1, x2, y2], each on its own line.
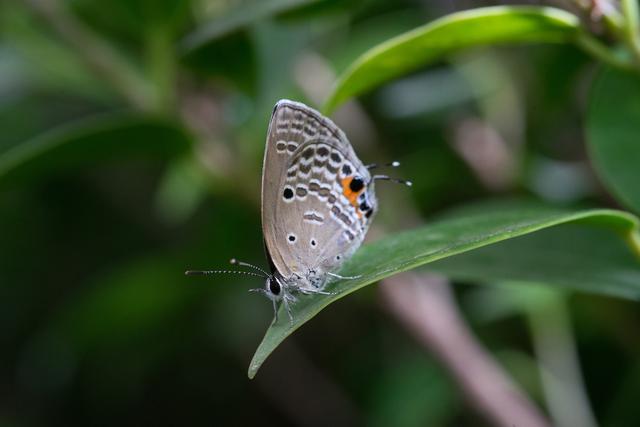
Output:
[427, 225, 640, 299]
[587, 67, 640, 214]
[180, 0, 322, 54]
[71, 0, 190, 37]
[0, 3, 109, 100]
[0, 114, 192, 186]
[248, 204, 640, 378]
[179, 0, 329, 91]
[323, 6, 580, 114]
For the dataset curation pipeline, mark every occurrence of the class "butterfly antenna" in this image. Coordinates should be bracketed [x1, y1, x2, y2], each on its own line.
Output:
[372, 175, 412, 186]
[229, 258, 271, 278]
[366, 161, 400, 170]
[185, 269, 266, 278]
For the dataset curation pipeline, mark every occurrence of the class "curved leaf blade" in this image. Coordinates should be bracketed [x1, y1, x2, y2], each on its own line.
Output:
[323, 6, 580, 114]
[427, 224, 640, 298]
[0, 114, 192, 186]
[249, 205, 639, 378]
[587, 67, 640, 213]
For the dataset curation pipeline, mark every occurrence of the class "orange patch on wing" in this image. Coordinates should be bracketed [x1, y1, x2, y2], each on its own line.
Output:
[341, 177, 363, 219]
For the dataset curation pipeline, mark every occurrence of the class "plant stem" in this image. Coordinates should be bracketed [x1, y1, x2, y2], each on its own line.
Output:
[601, 5, 625, 34]
[23, 0, 154, 110]
[627, 229, 640, 259]
[381, 273, 552, 427]
[576, 31, 636, 70]
[621, 0, 640, 63]
[146, 23, 177, 115]
[581, 0, 625, 35]
[527, 293, 598, 427]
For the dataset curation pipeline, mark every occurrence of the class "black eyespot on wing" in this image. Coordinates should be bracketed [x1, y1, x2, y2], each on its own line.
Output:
[342, 164, 352, 175]
[365, 209, 374, 218]
[359, 202, 370, 211]
[288, 235, 296, 242]
[349, 176, 364, 192]
[283, 188, 294, 199]
[311, 239, 317, 247]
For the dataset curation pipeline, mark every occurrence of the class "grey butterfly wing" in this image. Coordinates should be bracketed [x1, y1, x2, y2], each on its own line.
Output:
[261, 100, 376, 280]
[282, 140, 376, 277]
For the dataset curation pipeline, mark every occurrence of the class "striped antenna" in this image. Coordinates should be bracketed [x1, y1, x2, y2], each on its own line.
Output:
[184, 269, 265, 279]
[366, 161, 400, 170]
[372, 175, 412, 186]
[229, 258, 270, 277]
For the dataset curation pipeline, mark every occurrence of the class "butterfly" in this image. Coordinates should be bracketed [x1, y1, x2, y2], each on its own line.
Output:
[187, 100, 410, 322]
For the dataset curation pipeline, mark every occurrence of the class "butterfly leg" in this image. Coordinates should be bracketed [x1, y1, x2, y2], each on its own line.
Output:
[327, 272, 362, 280]
[299, 287, 336, 296]
[282, 296, 294, 324]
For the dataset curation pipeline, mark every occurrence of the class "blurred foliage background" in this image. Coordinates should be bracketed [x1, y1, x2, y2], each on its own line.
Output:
[1, 0, 640, 426]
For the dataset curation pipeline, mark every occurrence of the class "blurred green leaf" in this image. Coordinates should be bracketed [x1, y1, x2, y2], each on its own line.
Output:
[368, 355, 457, 427]
[180, 0, 322, 54]
[605, 360, 640, 426]
[154, 156, 208, 224]
[182, 31, 258, 93]
[180, 0, 330, 92]
[59, 258, 197, 350]
[587, 67, 640, 214]
[0, 3, 109, 100]
[249, 204, 639, 378]
[71, 0, 190, 40]
[323, 6, 580, 113]
[276, 0, 350, 22]
[0, 114, 192, 186]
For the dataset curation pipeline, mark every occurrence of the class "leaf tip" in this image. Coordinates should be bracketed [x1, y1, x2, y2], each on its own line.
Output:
[247, 359, 261, 379]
